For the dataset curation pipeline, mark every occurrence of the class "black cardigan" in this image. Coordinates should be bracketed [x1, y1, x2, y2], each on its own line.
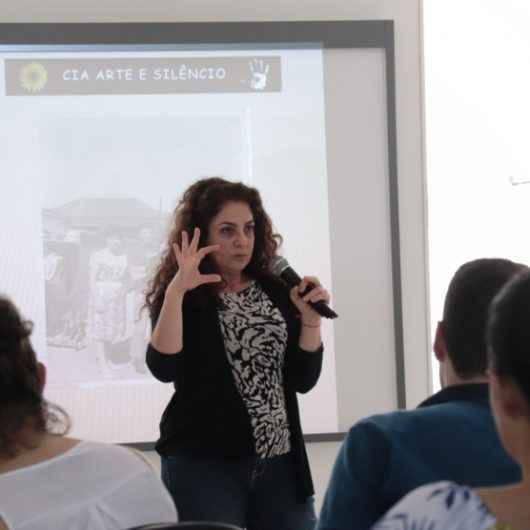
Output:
[146, 275, 323, 501]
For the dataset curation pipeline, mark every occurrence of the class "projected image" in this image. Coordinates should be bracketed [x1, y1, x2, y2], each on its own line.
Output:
[41, 115, 249, 383]
[43, 202, 166, 381]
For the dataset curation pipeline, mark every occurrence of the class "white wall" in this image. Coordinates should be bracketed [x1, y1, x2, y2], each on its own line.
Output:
[423, 0, 530, 392]
[0, 0, 430, 416]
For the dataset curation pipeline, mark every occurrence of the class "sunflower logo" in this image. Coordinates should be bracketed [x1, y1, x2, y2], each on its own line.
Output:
[19, 63, 48, 93]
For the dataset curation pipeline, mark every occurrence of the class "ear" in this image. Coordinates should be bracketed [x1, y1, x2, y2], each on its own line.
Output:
[36, 362, 46, 393]
[434, 321, 447, 362]
[491, 371, 528, 421]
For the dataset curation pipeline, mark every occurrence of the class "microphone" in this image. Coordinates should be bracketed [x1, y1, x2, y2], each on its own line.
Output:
[270, 256, 338, 319]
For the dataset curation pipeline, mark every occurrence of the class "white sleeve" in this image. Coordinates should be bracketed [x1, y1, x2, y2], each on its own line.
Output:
[126, 447, 158, 473]
[101, 470, 177, 527]
[96, 448, 178, 529]
[371, 481, 496, 530]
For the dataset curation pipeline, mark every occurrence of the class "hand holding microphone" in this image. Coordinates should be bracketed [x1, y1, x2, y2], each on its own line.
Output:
[270, 256, 338, 320]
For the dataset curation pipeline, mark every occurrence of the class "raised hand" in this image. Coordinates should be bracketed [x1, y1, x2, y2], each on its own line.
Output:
[166, 227, 221, 296]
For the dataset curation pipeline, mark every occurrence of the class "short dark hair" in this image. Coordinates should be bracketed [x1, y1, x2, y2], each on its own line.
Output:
[442, 258, 526, 379]
[487, 270, 530, 404]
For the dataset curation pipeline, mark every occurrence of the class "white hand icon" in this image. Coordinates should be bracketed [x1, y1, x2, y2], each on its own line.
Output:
[249, 59, 270, 90]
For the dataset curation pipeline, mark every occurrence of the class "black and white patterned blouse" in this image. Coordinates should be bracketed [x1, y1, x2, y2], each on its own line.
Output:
[218, 280, 291, 459]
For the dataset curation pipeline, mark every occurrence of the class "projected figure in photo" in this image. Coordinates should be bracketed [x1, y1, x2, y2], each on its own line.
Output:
[44, 247, 66, 336]
[43, 197, 170, 382]
[87, 228, 133, 376]
[144, 177, 331, 530]
[44, 228, 87, 351]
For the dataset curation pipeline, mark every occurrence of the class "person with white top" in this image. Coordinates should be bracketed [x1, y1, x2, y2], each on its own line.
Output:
[0, 295, 178, 530]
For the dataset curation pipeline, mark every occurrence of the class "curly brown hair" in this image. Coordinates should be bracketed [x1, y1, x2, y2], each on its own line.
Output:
[0, 296, 70, 458]
[145, 177, 282, 313]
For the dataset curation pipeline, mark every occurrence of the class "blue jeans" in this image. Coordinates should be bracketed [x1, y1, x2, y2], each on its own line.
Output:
[161, 450, 316, 530]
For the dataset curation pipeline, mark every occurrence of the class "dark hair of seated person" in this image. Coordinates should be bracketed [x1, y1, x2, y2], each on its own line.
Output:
[0, 296, 69, 459]
[441, 258, 526, 380]
[487, 269, 530, 404]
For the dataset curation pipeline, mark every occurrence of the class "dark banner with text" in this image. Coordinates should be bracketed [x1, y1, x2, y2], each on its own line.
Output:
[5, 57, 282, 96]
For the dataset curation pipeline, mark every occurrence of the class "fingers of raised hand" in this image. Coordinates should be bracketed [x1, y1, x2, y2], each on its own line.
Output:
[180, 230, 190, 254]
[199, 273, 222, 286]
[190, 227, 201, 252]
[197, 244, 221, 259]
[172, 243, 182, 263]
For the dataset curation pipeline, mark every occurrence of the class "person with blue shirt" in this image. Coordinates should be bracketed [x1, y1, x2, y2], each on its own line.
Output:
[374, 266, 530, 529]
[317, 258, 523, 530]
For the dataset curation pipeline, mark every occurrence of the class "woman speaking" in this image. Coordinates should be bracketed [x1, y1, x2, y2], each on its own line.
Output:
[145, 177, 329, 530]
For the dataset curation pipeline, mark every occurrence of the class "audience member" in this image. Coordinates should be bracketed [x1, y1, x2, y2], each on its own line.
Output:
[318, 258, 523, 530]
[0, 295, 177, 530]
[373, 266, 530, 529]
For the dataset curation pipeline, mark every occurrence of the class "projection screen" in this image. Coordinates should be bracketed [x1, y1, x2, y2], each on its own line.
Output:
[0, 21, 402, 444]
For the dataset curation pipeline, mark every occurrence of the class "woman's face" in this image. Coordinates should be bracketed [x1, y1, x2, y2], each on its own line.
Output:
[206, 201, 255, 277]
